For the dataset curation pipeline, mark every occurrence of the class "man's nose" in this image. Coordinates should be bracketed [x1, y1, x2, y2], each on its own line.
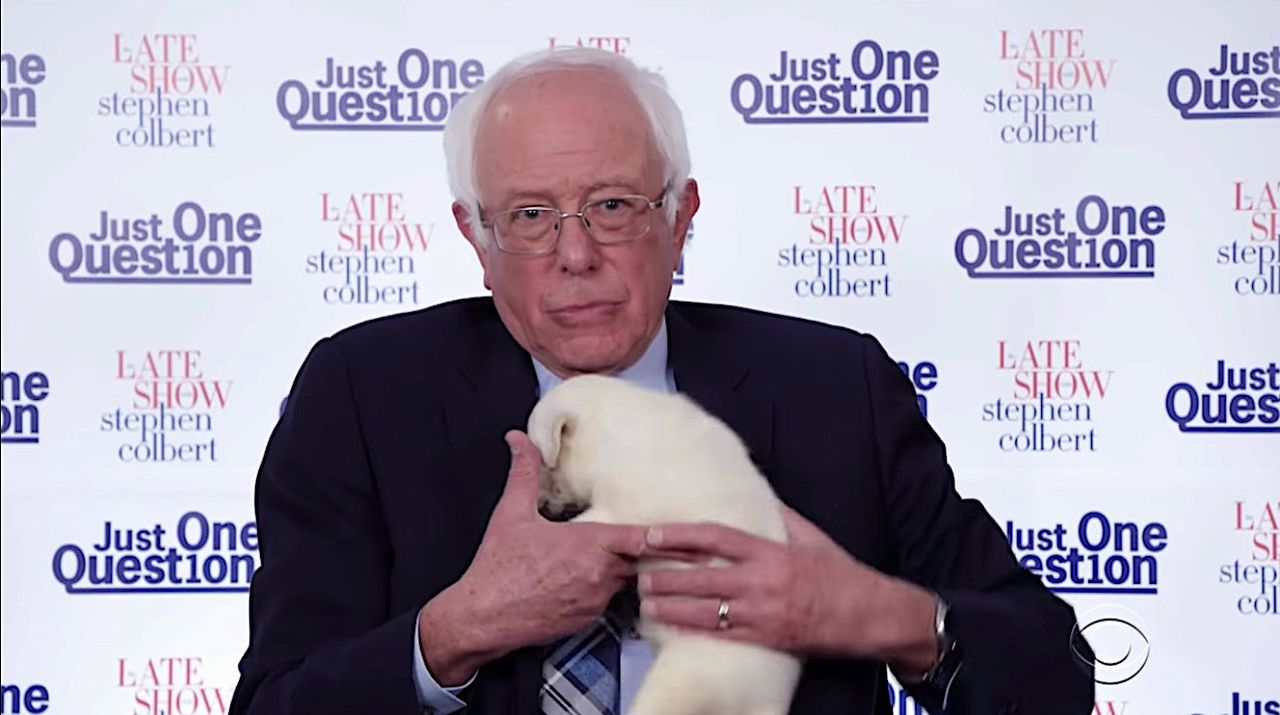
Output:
[554, 214, 601, 273]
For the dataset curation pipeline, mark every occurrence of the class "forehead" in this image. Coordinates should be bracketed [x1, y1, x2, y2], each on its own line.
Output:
[474, 67, 662, 205]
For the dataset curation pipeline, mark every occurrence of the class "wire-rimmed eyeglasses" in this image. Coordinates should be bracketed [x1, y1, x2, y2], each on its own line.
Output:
[480, 186, 669, 255]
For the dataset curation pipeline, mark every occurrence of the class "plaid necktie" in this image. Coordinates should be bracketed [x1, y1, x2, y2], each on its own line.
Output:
[541, 587, 638, 715]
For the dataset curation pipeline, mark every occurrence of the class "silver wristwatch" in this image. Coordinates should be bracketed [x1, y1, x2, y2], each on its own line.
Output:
[921, 596, 963, 699]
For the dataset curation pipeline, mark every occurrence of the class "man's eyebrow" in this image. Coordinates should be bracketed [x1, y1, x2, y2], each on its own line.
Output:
[582, 179, 644, 194]
[492, 190, 557, 210]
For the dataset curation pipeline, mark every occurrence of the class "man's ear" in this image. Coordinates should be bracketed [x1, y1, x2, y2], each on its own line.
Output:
[671, 178, 700, 265]
[454, 201, 493, 291]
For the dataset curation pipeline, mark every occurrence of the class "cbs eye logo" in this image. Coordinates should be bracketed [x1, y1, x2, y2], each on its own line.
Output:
[1070, 604, 1150, 685]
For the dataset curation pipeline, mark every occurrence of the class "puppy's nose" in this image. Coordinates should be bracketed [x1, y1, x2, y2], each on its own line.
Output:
[537, 498, 588, 522]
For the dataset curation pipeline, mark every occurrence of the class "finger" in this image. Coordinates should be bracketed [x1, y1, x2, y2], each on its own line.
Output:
[645, 522, 764, 560]
[492, 430, 542, 518]
[505, 429, 540, 464]
[641, 595, 757, 632]
[588, 523, 651, 560]
[637, 548, 707, 564]
[573, 522, 705, 563]
[639, 566, 748, 598]
[605, 558, 639, 582]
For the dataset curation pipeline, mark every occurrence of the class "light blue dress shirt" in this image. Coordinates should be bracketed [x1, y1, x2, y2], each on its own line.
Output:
[413, 320, 674, 713]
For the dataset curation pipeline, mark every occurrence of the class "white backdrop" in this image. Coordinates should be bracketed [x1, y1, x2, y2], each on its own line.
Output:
[1, 2, 1277, 714]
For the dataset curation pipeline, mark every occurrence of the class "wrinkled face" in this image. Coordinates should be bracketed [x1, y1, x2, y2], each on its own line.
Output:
[455, 67, 699, 378]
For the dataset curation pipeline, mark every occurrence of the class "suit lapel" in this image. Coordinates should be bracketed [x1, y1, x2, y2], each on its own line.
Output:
[666, 303, 775, 476]
[440, 306, 544, 713]
[442, 309, 540, 525]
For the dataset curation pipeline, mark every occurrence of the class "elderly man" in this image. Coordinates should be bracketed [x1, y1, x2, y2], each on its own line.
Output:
[230, 48, 1094, 714]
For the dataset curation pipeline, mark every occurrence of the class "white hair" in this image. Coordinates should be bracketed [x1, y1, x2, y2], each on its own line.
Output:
[442, 47, 691, 242]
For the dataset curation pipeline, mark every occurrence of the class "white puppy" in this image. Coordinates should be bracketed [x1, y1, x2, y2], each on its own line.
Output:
[527, 374, 802, 715]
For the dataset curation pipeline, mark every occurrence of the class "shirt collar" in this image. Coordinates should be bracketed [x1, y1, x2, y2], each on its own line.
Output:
[530, 319, 670, 396]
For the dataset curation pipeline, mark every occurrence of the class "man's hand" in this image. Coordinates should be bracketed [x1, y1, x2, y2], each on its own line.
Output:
[637, 507, 939, 674]
[418, 431, 649, 686]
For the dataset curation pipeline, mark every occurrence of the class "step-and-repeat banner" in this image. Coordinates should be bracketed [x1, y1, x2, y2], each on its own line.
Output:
[2, 2, 1276, 713]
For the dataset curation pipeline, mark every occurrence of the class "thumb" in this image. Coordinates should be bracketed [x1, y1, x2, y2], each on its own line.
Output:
[493, 430, 543, 519]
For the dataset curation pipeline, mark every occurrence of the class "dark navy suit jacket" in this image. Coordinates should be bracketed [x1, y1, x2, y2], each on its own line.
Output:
[230, 297, 1094, 715]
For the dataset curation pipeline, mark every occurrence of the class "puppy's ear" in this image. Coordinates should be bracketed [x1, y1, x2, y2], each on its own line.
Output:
[528, 405, 574, 468]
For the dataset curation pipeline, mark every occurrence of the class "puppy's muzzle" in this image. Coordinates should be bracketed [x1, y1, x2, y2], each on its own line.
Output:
[537, 496, 588, 522]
